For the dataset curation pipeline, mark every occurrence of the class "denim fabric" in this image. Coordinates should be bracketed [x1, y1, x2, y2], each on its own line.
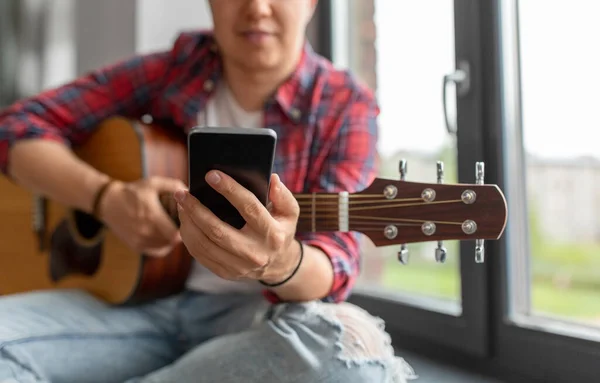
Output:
[0, 289, 416, 383]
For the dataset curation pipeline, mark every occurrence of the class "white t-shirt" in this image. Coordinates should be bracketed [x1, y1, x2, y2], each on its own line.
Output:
[185, 80, 265, 294]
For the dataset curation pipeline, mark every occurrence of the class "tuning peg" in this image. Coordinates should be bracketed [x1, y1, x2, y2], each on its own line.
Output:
[437, 161, 444, 183]
[434, 161, 447, 263]
[398, 245, 409, 264]
[399, 159, 407, 181]
[435, 242, 447, 263]
[475, 239, 485, 263]
[476, 162, 485, 184]
[396, 159, 409, 264]
[475, 162, 485, 263]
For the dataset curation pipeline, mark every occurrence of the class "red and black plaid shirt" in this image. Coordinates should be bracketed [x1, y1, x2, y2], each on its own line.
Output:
[0, 31, 379, 303]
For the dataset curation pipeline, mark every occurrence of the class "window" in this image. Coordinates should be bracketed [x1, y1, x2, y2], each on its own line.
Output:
[342, 0, 463, 307]
[332, 0, 490, 356]
[495, 1, 600, 381]
[327, 0, 600, 380]
[506, 0, 600, 329]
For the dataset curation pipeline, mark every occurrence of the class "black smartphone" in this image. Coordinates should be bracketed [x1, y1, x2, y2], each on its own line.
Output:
[187, 126, 277, 230]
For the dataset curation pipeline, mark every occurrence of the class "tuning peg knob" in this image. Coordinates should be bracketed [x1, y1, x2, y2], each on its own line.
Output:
[475, 239, 485, 263]
[399, 159, 407, 181]
[398, 245, 409, 264]
[476, 162, 485, 185]
[435, 242, 447, 263]
[437, 161, 444, 183]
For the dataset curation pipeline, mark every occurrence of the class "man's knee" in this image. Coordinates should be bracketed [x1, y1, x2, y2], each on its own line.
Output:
[277, 301, 418, 383]
[318, 302, 417, 382]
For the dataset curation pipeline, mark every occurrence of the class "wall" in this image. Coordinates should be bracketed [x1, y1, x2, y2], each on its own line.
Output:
[74, 0, 214, 76]
[6, 1, 327, 98]
[74, 0, 136, 75]
[351, 0, 378, 92]
[136, 0, 212, 54]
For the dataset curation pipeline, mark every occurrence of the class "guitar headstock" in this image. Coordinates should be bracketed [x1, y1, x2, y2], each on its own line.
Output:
[351, 160, 507, 264]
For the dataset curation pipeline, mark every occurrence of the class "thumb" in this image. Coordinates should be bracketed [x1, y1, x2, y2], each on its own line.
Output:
[268, 174, 299, 219]
[148, 176, 187, 193]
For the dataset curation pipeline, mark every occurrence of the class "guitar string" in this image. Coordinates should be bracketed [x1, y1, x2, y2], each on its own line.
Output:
[302, 214, 461, 224]
[297, 216, 463, 226]
[296, 199, 463, 213]
[295, 199, 468, 226]
[296, 198, 425, 205]
[294, 194, 430, 200]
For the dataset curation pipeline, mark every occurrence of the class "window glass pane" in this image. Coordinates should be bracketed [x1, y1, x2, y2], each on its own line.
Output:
[517, 0, 600, 326]
[336, 0, 461, 306]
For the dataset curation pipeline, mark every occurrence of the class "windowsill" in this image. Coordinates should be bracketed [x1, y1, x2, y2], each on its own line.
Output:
[353, 287, 462, 317]
[509, 313, 600, 343]
[396, 349, 507, 383]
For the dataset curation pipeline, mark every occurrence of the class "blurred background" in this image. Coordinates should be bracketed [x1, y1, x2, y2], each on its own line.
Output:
[2, 0, 600, 381]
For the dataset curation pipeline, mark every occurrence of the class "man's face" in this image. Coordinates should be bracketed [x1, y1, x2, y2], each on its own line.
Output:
[209, 0, 317, 71]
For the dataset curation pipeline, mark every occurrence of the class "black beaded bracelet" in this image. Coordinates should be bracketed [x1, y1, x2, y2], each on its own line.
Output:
[259, 239, 304, 288]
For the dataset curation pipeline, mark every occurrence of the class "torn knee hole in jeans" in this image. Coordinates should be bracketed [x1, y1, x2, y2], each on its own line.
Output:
[314, 303, 418, 382]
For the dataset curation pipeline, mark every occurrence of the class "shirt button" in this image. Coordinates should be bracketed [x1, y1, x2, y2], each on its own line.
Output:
[203, 80, 214, 92]
[290, 108, 301, 121]
[141, 114, 153, 124]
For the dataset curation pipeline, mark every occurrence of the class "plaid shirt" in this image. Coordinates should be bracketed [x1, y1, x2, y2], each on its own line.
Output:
[0, 31, 379, 303]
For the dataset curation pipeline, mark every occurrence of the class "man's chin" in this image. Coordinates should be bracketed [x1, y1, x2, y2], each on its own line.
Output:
[234, 54, 281, 72]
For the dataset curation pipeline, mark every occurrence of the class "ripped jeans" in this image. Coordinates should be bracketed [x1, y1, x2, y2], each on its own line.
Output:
[0, 289, 416, 383]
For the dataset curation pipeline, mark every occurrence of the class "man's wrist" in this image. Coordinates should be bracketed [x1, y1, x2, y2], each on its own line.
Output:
[92, 179, 122, 222]
[260, 239, 303, 287]
[260, 243, 335, 302]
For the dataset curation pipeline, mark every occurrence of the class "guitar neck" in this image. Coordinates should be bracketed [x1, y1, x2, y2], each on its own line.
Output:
[293, 192, 347, 233]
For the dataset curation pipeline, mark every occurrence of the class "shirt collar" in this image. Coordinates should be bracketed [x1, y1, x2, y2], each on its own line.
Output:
[272, 42, 319, 123]
[202, 37, 319, 124]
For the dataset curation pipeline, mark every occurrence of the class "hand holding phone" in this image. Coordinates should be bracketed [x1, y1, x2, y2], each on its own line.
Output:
[187, 126, 277, 229]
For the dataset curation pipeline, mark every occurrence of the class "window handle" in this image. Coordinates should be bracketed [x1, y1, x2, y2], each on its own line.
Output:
[443, 60, 471, 135]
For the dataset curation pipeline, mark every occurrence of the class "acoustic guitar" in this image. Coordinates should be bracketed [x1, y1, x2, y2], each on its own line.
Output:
[0, 116, 507, 305]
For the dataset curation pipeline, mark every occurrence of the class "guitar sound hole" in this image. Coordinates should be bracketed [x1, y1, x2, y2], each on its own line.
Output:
[49, 211, 104, 283]
[73, 210, 103, 240]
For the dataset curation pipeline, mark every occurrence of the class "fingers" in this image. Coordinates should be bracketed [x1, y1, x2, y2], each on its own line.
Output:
[148, 176, 187, 193]
[267, 173, 299, 219]
[174, 189, 243, 246]
[178, 205, 257, 279]
[203, 170, 273, 232]
[149, 195, 180, 243]
[144, 242, 177, 258]
[174, 190, 271, 267]
[178, 206, 230, 269]
[147, 177, 184, 249]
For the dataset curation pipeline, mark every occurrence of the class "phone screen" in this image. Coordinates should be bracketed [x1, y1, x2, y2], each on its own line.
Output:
[188, 128, 277, 229]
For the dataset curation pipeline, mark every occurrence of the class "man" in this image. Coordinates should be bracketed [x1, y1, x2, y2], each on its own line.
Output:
[0, 0, 416, 382]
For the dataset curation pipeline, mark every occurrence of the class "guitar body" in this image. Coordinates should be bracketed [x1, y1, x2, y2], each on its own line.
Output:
[0, 117, 193, 305]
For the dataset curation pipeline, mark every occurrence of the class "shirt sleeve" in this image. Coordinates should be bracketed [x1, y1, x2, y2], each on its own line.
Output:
[264, 87, 380, 304]
[0, 37, 183, 178]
